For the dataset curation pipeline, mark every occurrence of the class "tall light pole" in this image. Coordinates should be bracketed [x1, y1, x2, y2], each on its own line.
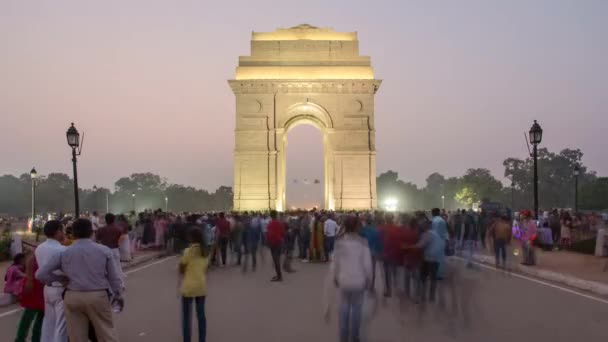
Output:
[66, 123, 83, 217]
[93, 185, 110, 213]
[511, 180, 515, 211]
[529, 120, 543, 220]
[573, 165, 580, 213]
[131, 193, 136, 212]
[441, 195, 445, 209]
[30, 167, 38, 240]
[164, 196, 169, 212]
[93, 185, 99, 212]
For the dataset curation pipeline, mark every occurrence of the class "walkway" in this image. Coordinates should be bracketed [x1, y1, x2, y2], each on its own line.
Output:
[471, 243, 608, 296]
[1, 252, 606, 341]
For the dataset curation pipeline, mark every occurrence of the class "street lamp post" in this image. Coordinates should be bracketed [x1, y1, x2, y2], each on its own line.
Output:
[66, 123, 83, 217]
[30, 167, 38, 240]
[529, 120, 543, 220]
[93, 185, 99, 212]
[441, 195, 445, 209]
[164, 196, 169, 212]
[511, 180, 515, 211]
[93, 185, 110, 213]
[573, 165, 580, 213]
[131, 193, 136, 212]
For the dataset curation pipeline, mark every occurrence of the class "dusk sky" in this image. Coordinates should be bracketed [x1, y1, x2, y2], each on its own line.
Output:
[1, 1, 606, 207]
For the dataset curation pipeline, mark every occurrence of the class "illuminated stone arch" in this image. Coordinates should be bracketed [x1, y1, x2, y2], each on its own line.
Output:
[229, 25, 382, 211]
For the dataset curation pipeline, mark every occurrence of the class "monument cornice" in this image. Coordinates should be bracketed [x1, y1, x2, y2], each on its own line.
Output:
[228, 79, 382, 95]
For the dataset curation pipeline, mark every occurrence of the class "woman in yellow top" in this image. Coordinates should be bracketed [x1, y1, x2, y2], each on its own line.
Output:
[179, 227, 209, 342]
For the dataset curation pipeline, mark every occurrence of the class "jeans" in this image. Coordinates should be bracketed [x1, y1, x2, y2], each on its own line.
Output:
[15, 308, 44, 342]
[235, 242, 243, 266]
[463, 240, 475, 266]
[242, 244, 257, 272]
[218, 237, 229, 265]
[403, 267, 420, 302]
[283, 246, 293, 272]
[299, 235, 310, 259]
[181, 296, 206, 342]
[383, 260, 397, 296]
[325, 236, 335, 260]
[522, 240, 536, 265]
[41, 286, 68, 342]
[420, 261, 439, 302]
[494, 239, 507, 267]
[270, 245, 282, 279]
[370, 254, 380, 289]
[339, 289, 364, 342]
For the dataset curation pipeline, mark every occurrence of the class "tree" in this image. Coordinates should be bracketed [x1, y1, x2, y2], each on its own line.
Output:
[504, 148, 596, 210]
[580, 177, 608, 210]
[0, 175, 28, 216]
[376, 171, 400, 202]
[82, 187, 110, 213]
[425, 173, 446, 197]
[443, 177, 462, 210]
[459, 168, 504, 204]
[377, 171, 425, 210]
[212, 186, 234, 211]
[114, 173, 166, 193]
[36, 173, 75, 213]
[455, 187, 477, 208]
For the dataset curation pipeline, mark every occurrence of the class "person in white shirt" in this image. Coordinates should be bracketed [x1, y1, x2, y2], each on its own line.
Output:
[90, 211, 100, 232]
[327, 215, 372, 342]
[324, 215, 339, 261]
[35, 220, 68, 342]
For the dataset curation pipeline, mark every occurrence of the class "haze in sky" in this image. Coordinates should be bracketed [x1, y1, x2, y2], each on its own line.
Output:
[1, 0, 606, 204]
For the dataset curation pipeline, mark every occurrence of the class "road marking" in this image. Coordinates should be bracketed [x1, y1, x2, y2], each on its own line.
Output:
[471, 259, 608, 306]
[0, 255, 176, 319]
[125, 255, 176, 275]
[0, 308, 21, 319]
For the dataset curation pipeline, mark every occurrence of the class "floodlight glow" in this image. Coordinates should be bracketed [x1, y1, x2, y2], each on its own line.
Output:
[383, 198, 398, 212]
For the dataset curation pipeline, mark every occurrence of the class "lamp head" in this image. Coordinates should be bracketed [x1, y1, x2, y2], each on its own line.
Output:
[66, 123, 80, 148]
[529, 120, 543, 145]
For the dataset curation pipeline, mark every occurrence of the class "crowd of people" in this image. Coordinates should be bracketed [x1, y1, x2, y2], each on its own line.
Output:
[2, 205, 607, 342]
[530, 209, 607, 255]
[2, 211, 137, 342]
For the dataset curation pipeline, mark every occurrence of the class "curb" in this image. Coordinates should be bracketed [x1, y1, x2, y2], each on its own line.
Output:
[472, 254, 608, 297]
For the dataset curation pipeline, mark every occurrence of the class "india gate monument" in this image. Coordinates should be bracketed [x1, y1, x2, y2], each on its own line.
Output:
[229, 24, 381, 211]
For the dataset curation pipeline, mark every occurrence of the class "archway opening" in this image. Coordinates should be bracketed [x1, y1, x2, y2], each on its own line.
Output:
[285, 124, 325, 210]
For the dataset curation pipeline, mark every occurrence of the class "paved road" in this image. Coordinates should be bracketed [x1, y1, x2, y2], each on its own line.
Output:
[1, 253, 607, 342]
